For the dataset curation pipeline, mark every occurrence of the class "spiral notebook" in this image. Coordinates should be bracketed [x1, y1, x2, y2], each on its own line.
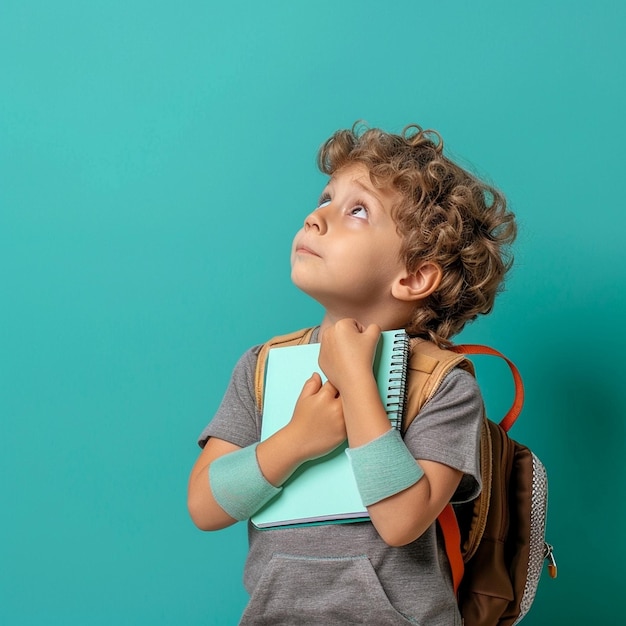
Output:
[251, 329, 410, 530]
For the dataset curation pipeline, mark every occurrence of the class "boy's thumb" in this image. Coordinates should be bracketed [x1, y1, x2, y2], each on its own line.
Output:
[365, 323, 382, 341]
[300, 372, 322, 396]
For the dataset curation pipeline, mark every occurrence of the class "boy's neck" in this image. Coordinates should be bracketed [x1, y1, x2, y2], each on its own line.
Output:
[318, 307, 411, 336]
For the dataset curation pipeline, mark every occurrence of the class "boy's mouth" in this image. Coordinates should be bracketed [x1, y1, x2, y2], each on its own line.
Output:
[295, 244, 321, 257]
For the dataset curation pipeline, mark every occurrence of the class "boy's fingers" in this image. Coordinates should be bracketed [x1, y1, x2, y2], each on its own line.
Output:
[320, 380, 340, 399]
[349, 318, 363, 333]
[364, 323, 382, 342]
[299, 372, 322, 397]
[335, 317, 362, 334]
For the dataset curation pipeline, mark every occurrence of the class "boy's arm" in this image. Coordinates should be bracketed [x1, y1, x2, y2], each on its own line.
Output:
[319, 319, 464, 547]
[187, 373, 346, 531]
[362, 456, 462, 547]
[340, 374, 463, 547]
[187, 437, 242, 531]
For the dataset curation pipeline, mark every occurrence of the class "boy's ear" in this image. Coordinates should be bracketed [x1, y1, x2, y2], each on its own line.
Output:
[392, 261, 442, 302]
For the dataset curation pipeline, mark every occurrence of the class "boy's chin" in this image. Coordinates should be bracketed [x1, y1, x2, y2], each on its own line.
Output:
[290, 271, 312, 295]
[290, 277, 327, 307]
[291, 279, 316, 300]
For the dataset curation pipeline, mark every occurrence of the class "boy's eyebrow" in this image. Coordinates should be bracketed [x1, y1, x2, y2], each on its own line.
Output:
[353, 178, 383, 206]
[326, 171, 386, 208]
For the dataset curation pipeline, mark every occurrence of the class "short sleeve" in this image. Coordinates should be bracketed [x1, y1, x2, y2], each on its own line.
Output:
[403, 368, 483, 503]
[197, 345, 262, 449]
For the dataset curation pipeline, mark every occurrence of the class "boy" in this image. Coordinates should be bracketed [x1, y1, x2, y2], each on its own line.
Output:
[188, 123, 516, 625]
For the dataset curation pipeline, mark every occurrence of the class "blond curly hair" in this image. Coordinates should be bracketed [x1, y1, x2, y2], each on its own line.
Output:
[317, 123, 517, 347]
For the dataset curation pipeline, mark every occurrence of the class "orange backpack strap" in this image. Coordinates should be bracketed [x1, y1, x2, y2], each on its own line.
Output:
[439, 504, 464, 595]
[451, 344, 524, 432]
[254, 327, 316, 413]
[405, 340, 524, 432]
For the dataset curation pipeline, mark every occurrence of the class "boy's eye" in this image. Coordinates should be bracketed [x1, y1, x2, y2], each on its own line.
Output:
[350, 205, 368, 219]
[317, 196, 331, 209]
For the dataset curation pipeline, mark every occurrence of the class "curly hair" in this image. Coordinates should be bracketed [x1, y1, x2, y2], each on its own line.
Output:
[317, 122, 517, 347]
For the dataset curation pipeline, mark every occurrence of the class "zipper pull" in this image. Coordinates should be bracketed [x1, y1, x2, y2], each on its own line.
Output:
[544, 542, 557, 578]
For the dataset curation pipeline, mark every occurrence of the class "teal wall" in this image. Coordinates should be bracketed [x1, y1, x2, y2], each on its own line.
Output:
[2, 1, 624, 624]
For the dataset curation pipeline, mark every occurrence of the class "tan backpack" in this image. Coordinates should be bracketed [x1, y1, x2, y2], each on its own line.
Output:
[255, 328, 557, 626]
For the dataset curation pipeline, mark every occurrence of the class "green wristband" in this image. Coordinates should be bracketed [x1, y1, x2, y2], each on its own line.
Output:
[209, 444, 282, 521]
[346, 429, 424, 506]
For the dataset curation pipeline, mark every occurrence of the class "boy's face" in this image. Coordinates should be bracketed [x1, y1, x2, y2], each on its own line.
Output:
[291, 163, 408, 317]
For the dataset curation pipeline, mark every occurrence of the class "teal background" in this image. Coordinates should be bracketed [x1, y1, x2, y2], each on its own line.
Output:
[2, 1, 624, 624]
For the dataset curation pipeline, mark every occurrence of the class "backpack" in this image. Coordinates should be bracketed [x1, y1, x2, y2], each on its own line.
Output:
[254, 328, 557, 626]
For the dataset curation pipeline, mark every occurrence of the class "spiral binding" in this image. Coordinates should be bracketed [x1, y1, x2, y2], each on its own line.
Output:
[386, 331, 410, 431]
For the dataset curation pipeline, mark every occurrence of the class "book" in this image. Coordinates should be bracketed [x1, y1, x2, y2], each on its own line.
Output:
[251, 329, 410, 530]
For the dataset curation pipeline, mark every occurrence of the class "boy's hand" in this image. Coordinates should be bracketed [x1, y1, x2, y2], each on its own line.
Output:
[318, 319, 381, 393]
[284, 372, 346, 461]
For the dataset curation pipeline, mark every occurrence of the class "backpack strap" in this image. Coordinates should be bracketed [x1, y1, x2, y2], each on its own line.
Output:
[438, 501, 465, 595]
[403, 338, 475, 432]
[254, 327, 316, 414]
[405, 340, 525, 432]
[451, 344, 524, 432]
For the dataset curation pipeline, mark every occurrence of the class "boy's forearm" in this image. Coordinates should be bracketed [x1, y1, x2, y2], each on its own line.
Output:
[187, 438, 242, 531]
[340, 375, 462, 546]
[340, 374, 393, 447]
[188, 431, 309, 530]
[366, 462, 463, 546]
[366, 474, 437, 546]
[256, 425, 315, 486]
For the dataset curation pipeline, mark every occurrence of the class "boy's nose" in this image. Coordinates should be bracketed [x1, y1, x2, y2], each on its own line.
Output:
[304, 207, 328, 235]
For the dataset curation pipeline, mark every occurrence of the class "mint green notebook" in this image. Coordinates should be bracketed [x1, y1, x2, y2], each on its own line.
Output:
[251, 329, 409, 530]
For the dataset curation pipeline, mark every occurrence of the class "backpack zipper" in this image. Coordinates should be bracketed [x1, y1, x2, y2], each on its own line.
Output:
[544, 542, 558, 578]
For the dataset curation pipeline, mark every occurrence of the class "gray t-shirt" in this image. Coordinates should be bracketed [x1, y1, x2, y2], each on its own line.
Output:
[199, 340, 482, 626]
